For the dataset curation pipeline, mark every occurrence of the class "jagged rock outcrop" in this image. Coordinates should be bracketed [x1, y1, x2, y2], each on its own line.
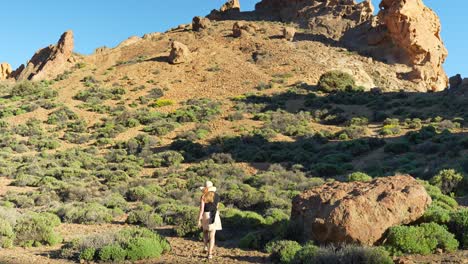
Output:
[220, 0, 241, 12]
[256, 0, 374, 39]
[192, 16, 211, 32]
[14, 31, 74, 81]
[377, 0, 448, 91]
[254, 0, 449, 92]
[169, 41, 190, 64]
[209, 0, 241, 20]
[291, 175, 431, 245]
[283, 27, 296, 41]
[0, 63, 12, 80]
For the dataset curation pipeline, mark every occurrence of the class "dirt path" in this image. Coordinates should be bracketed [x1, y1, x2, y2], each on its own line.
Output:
[152, 237, 270, 264]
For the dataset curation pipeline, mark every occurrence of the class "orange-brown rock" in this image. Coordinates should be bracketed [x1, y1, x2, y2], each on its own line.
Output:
[14, 30, 74, 81]
[220, 0, 241, 13]
[0, 63, 12, 80]
[168, 41, 190, 64]
[233, 22, 258, 38]
[378, 0, 448, 91]
[256, 0, 374, 39]
[254, 0, 448, 91]
[291, 175, 431, 245]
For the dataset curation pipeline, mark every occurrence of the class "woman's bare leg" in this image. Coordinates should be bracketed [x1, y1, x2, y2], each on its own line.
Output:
[208, 230, 216, 256]
[203, 230, 209, 250]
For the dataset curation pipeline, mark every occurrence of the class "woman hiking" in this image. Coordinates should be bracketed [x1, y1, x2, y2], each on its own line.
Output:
[197, 180, 222, 260]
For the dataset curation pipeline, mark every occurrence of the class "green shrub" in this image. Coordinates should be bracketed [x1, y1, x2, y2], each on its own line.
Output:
[150, 151, 185, 167]
[127, 204, 163, 229]
[449, 209, 468, 249]
[430, 169, 464, 194]
[295, 245, 392, 264]
[126, 236, 166, 261]
[98, 244, 127, 262]
[422, 205, 451, 224]
[318, 71, 359, 93]
[14, 212, 62, 247]
[152, 99, 174, 107]
[0, 218, 15, 248]
[266, 240, 302, 264]
[80, 247, 96, 261]
[61, 227, 170, 262]
[56, 203, 113, 224]
[347, 172, 372, 182]
[384, 223, 459, 255]
[293, 243, 319, 264]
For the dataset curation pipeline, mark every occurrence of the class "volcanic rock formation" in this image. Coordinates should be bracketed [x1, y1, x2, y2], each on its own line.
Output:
[14, 31, 75, 81]
[253, 0, 448, 91]
[209, 0, 241, 20]
[0, 63, 12, 80]
[291, 175, 431, 245]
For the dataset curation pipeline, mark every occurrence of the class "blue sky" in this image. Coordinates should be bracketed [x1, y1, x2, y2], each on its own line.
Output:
[0, 0, 464, 77]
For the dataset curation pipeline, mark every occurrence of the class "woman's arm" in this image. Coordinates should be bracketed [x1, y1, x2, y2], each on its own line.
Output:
[197, 198, 205, 227]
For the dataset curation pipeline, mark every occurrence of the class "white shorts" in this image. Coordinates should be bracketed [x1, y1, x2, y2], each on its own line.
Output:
[202, 212, 222, 231]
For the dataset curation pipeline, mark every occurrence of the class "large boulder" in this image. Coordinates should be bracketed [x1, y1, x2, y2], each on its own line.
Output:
[0, 63, 12, 80]
[168, 41, 191, 64]
[14, 30, 74, 81]
[220, 0, 241, 13]
[291, 175, 431, 245]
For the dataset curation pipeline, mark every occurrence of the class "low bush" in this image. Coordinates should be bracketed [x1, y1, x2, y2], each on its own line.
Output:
[14, 212, 62, 247]
[0, 218, 15, 248]
[56, 202, 114, 224]
[318, 71, 362, 93]
[150, 151, 184, 167]
[430, 169, 464, 195]
[61, 227, 170, 262]
[294, 245, 393, 264]
[266, 240, 302, 264]
[127, 204, 163, 229]
[347, 172, 372, 182]
[449, 209, 468, 249]
[384, 222, 459, 255]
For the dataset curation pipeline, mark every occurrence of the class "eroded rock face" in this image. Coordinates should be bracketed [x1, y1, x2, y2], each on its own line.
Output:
[256, 0, 374, 39]
[209, 0, 241, 20]
[169, 41, 191, 64]
[220, 0, 241, 13]
[377, 0, 448, 91]
[15, 31, 74, 81]
[291, 175, 431, 245]
[0, 63, 12, 80]
[254, 0, 449, 92]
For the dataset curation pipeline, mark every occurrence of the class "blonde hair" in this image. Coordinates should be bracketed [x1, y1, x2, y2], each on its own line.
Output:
[202, 191, 215, 203]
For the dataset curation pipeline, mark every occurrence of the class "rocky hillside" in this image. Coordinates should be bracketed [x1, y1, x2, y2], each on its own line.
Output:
[0, 0, 466, 264]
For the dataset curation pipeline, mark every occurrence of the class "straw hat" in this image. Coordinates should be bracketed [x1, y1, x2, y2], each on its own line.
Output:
[199, 180, 217, 192]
